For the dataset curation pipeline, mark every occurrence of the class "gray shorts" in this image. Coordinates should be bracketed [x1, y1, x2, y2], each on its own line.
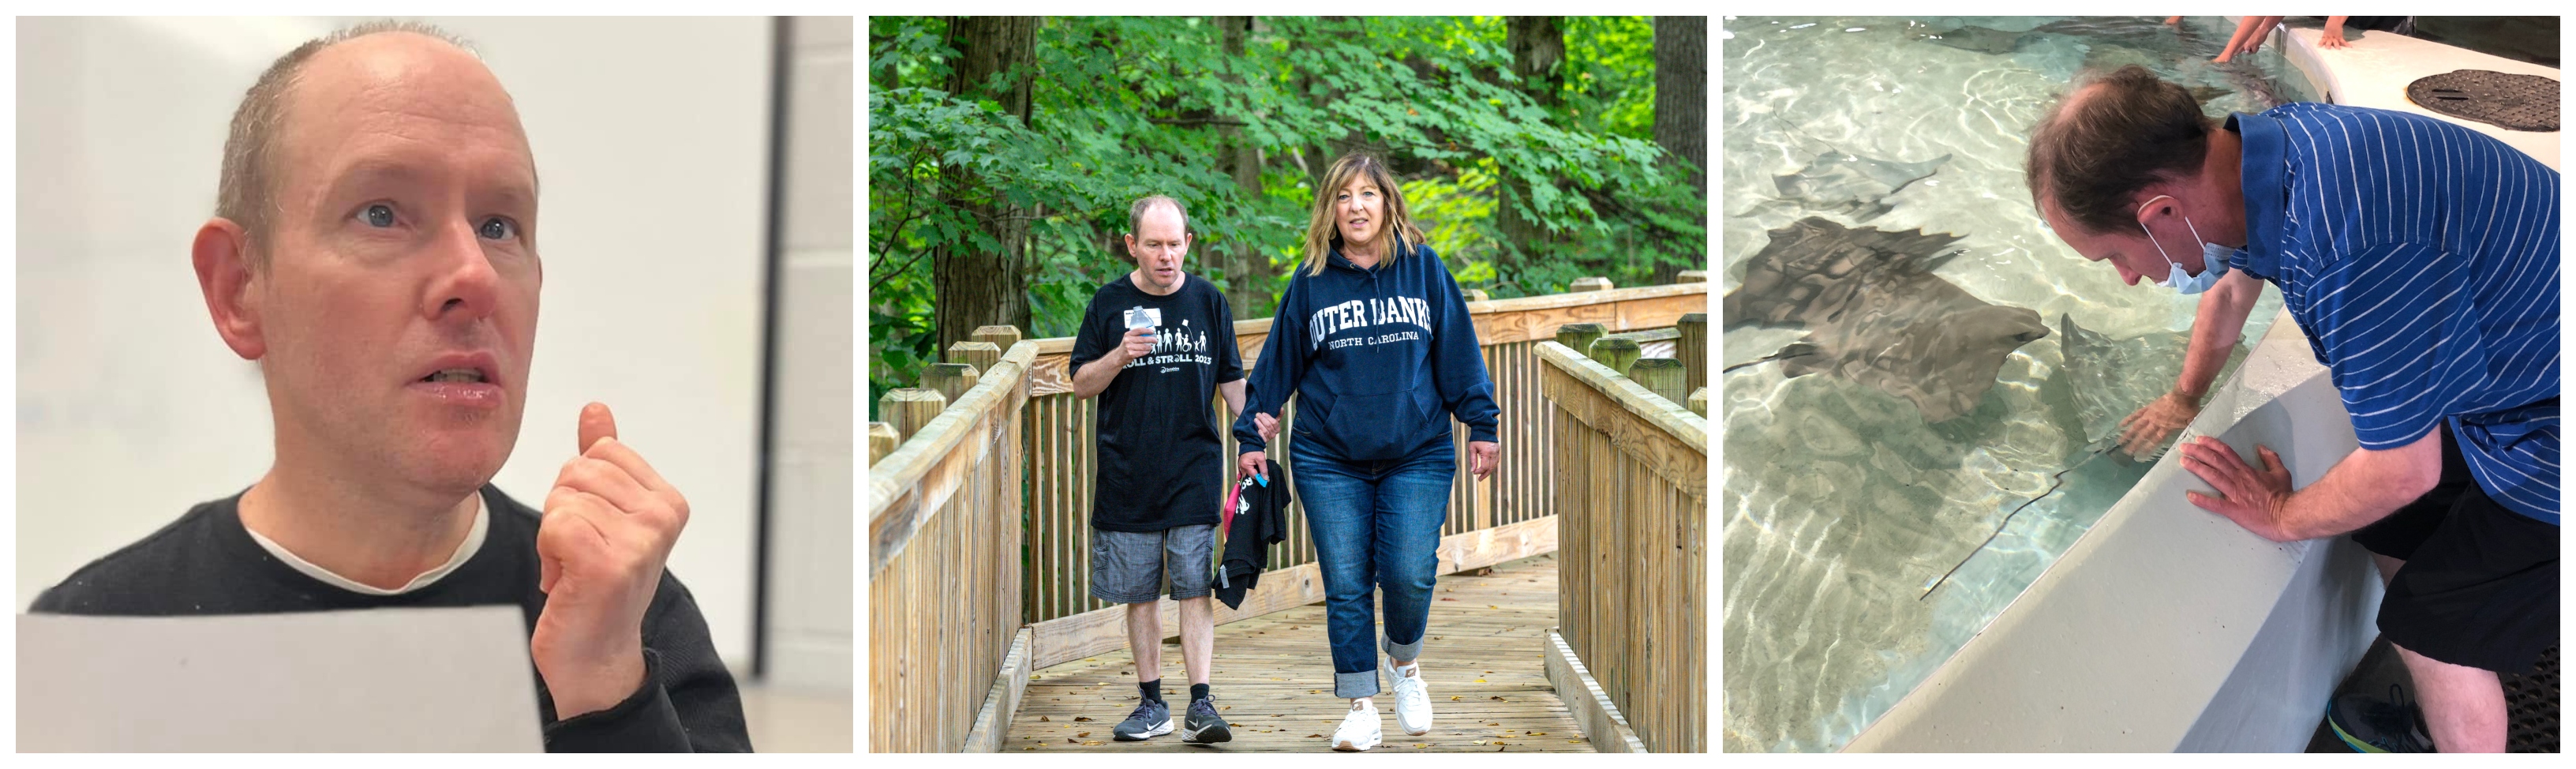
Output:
[1089, 524, 1215, 604]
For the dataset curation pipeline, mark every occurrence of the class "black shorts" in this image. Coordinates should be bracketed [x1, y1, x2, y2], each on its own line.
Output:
[2349, 422, 2559, 675]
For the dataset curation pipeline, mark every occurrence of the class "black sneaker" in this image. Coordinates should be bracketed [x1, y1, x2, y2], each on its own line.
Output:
[1113, 698, 1173, 741]
[2327, 684, 2435, 752]
[1179, 696, 1232, 745]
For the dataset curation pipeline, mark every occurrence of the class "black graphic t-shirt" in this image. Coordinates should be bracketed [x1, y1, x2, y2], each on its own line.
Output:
[1069, 273, 1244, 532]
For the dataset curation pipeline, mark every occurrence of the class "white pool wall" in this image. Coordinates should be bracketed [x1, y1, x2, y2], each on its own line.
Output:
[1843, 24, 2560, 751]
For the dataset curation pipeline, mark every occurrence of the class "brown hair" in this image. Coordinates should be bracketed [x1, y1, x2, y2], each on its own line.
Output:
[2024, 65, 2214, 234]
[1299, 152, 1425, 277]
[217, 21, 477, 271]
[1124, 194, 1190, 258]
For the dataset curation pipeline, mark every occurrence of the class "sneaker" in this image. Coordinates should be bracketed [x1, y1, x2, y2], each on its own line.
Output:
[2327, 684, 2434, 752]
[1390, 662, 1432, 735]
[1331, 700, 1383, 752]
[1113, 698, 1173, 741]
[1179, 696, 1232, 745]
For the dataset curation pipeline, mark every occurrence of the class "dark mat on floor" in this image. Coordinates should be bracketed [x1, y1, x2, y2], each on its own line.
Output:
[2406, 69, 2560, 132]
[2307, 638, 2558, 752]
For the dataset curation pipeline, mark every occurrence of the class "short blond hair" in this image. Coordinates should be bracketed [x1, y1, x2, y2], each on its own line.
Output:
[216, 21, 477, 270]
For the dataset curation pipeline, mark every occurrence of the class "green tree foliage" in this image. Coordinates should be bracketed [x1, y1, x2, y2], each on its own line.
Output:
[869, 17, 1704, 407]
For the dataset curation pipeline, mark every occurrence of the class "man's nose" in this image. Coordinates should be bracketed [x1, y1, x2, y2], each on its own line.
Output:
[2116, 262, 2142, 286]
[424, 219, 501, 322]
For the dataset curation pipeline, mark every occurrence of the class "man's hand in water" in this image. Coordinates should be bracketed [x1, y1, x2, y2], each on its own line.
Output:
[2119, 390, 2202, 460]
[533, 403, 691, 718]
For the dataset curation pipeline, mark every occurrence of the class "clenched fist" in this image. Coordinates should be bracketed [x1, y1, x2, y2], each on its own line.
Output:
[533, 403, 690, 718]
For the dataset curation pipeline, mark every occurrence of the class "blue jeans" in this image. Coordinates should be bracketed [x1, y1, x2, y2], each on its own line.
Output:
[1290, 436, 1455, 698]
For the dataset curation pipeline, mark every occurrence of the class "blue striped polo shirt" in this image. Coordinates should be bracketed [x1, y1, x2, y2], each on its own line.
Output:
[2229, 103, 2560, 525]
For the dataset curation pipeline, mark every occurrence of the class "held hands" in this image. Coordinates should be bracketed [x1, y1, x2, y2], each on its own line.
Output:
[1116, 327, 1156, 364]
[532, 403, 691, 718]
[2118, 390, 2203, 460]
[2177, 436, 2294, 539]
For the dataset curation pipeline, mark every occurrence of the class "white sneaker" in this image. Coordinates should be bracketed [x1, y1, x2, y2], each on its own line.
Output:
[1331, 701, 1383, 752]
[1390, 662, 1432, 735]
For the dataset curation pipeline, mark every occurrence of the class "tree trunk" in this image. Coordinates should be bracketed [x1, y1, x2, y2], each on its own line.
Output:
[934, 16, 1038, 351]
[1653, 16, 1709, 282]
[1499, 17, 1567, 278]
[1653, 16, 1707, 197]
[1216, 16, 1276, 320]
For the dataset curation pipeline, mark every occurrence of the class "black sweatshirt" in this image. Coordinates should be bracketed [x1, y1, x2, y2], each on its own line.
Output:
[29, 485, 752, 752]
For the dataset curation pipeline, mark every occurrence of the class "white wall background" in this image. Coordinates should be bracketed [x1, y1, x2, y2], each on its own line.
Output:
[762, 16, 856, 694]
[14, 17, 775, 671]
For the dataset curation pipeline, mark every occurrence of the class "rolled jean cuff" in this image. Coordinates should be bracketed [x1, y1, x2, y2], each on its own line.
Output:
[1382, 634, 1423, 662]
[1334, 669, 1381, 699]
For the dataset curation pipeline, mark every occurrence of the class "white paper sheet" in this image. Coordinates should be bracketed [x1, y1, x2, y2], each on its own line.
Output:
[17, 606, 544, 752]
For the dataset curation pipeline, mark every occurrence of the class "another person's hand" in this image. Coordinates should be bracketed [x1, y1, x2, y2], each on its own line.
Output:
[1238, 450, 1267, 485]
[2320, 24, 2349, 48]
[2212, 44, 2237, 63]
[2118, 390, 2202, 459]
[2177, 436, 2294, 539]
[533, 403, 691, 718]
[1467, 441, 1499, 481]
[1254, 412, 1280, 444]
[1117, 326, 1155, 363]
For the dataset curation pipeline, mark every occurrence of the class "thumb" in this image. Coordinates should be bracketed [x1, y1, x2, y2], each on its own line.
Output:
[2260, 445, 2283, 472]
[578, 402, 618, 453]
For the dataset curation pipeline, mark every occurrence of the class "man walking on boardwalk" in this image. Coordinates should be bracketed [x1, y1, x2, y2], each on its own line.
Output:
[1068, 195, 1249, 744]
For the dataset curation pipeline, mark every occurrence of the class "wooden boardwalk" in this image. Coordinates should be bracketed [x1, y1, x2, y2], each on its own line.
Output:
[1004, 554, 1590, 752]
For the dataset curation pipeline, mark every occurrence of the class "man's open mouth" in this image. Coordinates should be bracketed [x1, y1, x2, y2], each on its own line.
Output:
[421, 369, 489, 384]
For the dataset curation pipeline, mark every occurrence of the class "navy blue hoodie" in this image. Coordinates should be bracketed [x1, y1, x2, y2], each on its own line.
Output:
[1233, 239, 1499, 460]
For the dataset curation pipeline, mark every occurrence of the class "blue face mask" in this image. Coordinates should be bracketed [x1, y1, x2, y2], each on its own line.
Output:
[2136, 195, 2234, 295]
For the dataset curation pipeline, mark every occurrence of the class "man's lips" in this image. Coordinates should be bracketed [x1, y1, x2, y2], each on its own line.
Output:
[410, 351, 505, 407]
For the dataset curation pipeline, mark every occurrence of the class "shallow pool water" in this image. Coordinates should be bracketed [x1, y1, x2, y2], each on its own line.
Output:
[1719, 16, 2305, 752]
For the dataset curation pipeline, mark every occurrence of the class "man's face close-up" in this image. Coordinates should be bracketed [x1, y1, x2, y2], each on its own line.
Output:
[251, 32, 542, 497]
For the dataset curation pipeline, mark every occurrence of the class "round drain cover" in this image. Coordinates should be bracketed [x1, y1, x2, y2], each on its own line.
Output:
[2406, 69, 2559, 132]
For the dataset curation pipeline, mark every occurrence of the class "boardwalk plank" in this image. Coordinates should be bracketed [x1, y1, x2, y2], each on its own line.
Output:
[1004, 554, 1587, 752]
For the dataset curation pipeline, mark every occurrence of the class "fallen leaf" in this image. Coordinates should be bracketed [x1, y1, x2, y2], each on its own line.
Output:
[1023, 747, 1036, 751]
[1076, 732, 1090, 737]
[1487, 605, 1500, 609]
[1433, 636, 1443, 640]
[1039, 716, 1051, 722]
[1440, 598, 1458, 601]
[1449, 696, 1462, 701]
[1530, 731, 1548, 736]
[1083, 741, 1106, 746]
[1030, 674, 1043, 680]
[1074, 717, 1094, 722]
[1413, 744, 1428, 748]
[1308, 733, 1324, 738]
[1474, 679, 1488, 683]
[1221, 706, 1232, 711]
[1065, 739, 1077, 744]
[1489, 696, 1505, 701]
[1309, 690, 1322, 694]
[1473, 740, 1488, 745]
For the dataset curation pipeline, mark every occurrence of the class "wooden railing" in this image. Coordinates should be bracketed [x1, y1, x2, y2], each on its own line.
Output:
[867, 339, 1038, 752]
[1538, 340, 1709, 753]
[1017, 283, 1707, 628]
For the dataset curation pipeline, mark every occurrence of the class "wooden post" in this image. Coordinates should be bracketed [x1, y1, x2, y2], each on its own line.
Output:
[946, 341, 1002, 373]
[1589, 337, 1641, 376]
[1571, 276, 1613, 292]
[1687, 387, 1709, 418]
[1630, 358, 1687, 405]
[1556, 323, 1606, 357]
[879, 388, 946, 442]
[1675, 269, 1708, 283]
[1676, 312, 1707, 395]
[868, 422, 901, 463]
[1463, 289, 1490, 302]
[922, 362, 980, 404]
[970, 324, 1023, 351]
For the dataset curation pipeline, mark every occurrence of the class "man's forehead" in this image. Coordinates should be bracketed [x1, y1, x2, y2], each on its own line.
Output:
[275, 32, 532, 171]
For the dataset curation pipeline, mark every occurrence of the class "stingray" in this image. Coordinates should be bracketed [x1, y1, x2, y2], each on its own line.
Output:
[1915, 24, 2030, 54]
[1724, 217, 2050, 422]
[1767, 148, 1953, 223]
[2055, 313, 2255, 448]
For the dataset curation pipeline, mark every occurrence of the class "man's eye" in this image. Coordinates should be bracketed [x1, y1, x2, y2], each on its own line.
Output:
[358, 204, 395, 227]
[477, 216, 516, 240]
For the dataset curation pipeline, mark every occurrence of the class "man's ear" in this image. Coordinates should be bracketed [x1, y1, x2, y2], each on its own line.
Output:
[192, 219, 266, 361]
[1122, 232, 1139, 261]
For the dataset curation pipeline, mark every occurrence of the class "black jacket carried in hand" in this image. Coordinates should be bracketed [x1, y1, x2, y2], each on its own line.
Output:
[1213, 457, 1290, 610]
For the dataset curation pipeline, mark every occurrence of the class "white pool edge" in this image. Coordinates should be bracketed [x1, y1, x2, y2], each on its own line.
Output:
[1841, 23, 2558, 752]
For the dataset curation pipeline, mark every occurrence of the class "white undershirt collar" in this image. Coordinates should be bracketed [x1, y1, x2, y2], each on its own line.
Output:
[245, 494, 490, 596]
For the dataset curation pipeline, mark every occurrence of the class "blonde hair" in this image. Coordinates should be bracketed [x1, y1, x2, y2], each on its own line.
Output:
[1299, 152, 1425, 277]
